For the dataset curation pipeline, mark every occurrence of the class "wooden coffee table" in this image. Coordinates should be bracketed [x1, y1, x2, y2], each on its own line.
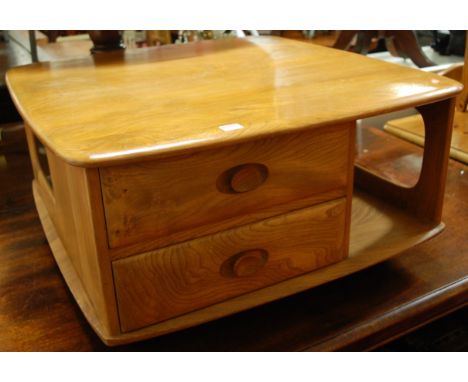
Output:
[5, 37, 462, 345]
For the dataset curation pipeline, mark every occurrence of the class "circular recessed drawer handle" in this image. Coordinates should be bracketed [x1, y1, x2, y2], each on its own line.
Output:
[220, 249, 269, 278]
[216, 163, 269, 194]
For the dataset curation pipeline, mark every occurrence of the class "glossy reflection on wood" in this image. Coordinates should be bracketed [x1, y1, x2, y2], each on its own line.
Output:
[113, 198, 347, 332]
[5, 37, 462, 345]
[100, 125, 351, 252]
[6, 36, 462, 167]
[1, 126, 467, 351]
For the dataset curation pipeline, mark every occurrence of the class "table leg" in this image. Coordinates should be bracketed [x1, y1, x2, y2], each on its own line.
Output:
[354, 31, 373, 54]
[333, 31, 358, 50]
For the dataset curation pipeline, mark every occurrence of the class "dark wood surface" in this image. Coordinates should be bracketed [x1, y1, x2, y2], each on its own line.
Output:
[378, 306, 468, 351]
[0, 125, 467, 351]
[0, 37, 28, 123]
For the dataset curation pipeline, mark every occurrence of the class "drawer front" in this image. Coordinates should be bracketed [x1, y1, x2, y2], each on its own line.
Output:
[113, 198, 347, 332]
[101, 124, 352, 250]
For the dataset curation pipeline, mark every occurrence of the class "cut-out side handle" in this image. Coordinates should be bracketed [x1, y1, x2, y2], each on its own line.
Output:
[355, 98, 456, 224]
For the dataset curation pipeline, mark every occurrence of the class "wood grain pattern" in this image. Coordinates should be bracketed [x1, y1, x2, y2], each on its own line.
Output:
[113, 198, 347, 332]
[5, 36, 461, 167]
[231, 249, 268, 277]
[1, 125, 467, 351]
[32, 181, 107, 341]
[23, 126, 121, 338]
[104, 189, 444, 343]
[355, 98, 455, 224]
[5, 37, 461, 346]
[101, 125, 352, 251]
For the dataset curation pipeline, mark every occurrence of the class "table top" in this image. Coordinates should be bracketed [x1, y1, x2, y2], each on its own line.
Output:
[1, 125, 466, 351]
[6, 37, 462, 167]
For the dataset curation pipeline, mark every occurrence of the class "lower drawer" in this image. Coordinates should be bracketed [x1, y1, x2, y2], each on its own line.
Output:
[113, 198, 348, 332]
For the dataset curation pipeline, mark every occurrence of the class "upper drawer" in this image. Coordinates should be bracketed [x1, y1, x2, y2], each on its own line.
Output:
[113, 198, 347, 332]
[100, 124, 353, 250]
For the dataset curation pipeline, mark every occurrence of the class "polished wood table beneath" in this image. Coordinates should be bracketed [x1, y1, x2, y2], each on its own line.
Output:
[0, 125, 467, 351]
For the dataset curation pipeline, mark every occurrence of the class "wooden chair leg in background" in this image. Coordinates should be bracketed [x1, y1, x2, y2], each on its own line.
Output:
[334, 30, 435, 68]
[333, 31, 358, 50]
[386, 31, 435, 68]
